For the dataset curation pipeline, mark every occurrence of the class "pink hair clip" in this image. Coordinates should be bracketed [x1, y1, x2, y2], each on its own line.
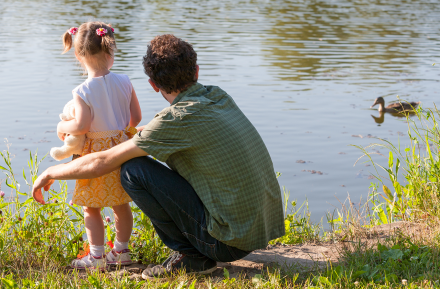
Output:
[110, 27, 114, 33]
[96, 28, 108, 37]
[68, 27, 78, 35]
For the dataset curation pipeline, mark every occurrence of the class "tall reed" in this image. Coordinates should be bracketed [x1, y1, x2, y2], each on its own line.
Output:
[353, 103, 440, 224]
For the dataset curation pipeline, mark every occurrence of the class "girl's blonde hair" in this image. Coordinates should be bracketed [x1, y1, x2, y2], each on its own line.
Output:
[62, 21, 116, 61]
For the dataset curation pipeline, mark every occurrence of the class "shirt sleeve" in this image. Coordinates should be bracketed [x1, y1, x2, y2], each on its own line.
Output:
[72, 84, 91, 107]
[132, 112, 191, 162]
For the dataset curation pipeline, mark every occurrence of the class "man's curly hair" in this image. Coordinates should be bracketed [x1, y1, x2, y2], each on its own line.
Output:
[143, 35, 198, 94]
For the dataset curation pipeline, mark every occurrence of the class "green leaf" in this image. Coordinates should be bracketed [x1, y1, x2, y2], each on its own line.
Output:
[21, 279, 35, 287]
[382, 249, 403, 261]
[1, 279, 18, 289]
[393, 182, 402, 199]
[351, 270, 367, 280]
[383, 185, 393, 201]
[331, 265, 344, 281]
[388, 151, 394, 170]
[188, 280, 196, 289]
[223, 268, 230, 279]
[0, 165, 7, 170]
[87, 276, 103, 289]
[378, 208, 388, 224]
[384, 273, 398, 283]
[22, 198, 33, 206]
[378, 243, 387, 253]
[317, 276, 332, 286]
[69, 206, 84, 219]
[252, 274, 263, 283]
[5, 179, 16, 190]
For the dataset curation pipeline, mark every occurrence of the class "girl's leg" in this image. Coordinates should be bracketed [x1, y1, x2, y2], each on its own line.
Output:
[112, 203, 133, 246]
[71, 206, 107, 270]
[84, 206, 105, 256]
[106, 203, 133, 265]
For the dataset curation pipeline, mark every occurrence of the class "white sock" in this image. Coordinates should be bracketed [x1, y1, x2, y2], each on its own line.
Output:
[89, 245, 105, 257]
[114, 239, 129, 252]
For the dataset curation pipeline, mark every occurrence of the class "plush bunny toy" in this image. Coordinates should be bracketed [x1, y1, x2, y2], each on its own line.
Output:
[50, 100, 86, 161]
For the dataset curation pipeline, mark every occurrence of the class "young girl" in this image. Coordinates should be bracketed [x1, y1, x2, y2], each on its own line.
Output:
[58, 22, 142, 270]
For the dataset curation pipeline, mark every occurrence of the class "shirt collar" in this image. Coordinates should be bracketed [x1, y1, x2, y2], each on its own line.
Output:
[171, 82, 204, 106]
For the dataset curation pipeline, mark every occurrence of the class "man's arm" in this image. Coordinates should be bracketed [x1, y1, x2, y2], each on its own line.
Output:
[32, 140, 148, 204]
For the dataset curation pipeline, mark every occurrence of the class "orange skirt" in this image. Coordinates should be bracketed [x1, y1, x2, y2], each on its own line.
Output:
[72, 126, 137, 208]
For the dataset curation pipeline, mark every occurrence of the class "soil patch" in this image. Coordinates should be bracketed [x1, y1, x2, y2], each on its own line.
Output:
[68, 222, 429, 280]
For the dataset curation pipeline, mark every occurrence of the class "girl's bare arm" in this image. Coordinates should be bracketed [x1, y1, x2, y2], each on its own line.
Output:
[57, 94, 92, 136]
[129, 87, 142, 127]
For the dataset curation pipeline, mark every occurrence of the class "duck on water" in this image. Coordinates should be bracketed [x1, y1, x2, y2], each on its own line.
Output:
[371, 97, 420, 113]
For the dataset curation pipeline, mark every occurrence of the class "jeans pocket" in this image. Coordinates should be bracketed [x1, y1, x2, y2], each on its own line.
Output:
[182, 232, 217, 260]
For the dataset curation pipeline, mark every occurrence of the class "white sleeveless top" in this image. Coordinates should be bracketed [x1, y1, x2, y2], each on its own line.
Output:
[72, 72, 132, 132]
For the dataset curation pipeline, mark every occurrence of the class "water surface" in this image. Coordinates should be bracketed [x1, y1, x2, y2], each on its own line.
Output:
[1, 0, 439, 223]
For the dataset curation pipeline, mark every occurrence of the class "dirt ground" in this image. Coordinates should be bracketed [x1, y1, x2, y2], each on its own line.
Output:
[70, 221, 429, 281]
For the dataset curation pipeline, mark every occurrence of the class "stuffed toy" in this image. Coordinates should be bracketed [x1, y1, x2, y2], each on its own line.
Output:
[50, 100, 86, 161]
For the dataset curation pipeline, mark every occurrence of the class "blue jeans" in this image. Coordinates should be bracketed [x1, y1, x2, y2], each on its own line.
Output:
[120, 156, 250, 262]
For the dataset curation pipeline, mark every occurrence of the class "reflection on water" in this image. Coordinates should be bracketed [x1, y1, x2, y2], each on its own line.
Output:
[371, 112, 386, 125]
[370, 111, 414, 126]
[262, 0, 438, 82]
[0, 0, 439, 222]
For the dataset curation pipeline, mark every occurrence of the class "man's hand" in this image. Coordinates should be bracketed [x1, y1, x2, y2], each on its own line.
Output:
[31, 140, 148, 205]
[32, 173, 55, 205]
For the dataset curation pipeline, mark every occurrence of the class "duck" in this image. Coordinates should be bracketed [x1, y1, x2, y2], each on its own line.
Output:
[371, 97, 420, 113]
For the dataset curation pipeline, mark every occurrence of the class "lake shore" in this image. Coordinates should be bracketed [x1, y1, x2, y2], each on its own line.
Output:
[3, 107, 440, 288]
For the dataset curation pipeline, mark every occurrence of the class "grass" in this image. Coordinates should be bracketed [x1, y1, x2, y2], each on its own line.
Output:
[2, 102, 440, 288]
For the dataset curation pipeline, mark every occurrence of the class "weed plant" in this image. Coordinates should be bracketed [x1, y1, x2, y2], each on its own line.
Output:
[311, 234, 440, 288]
[353, 104, 440, 224]
[3, 103, 440, 288]
[271, 188, 323, 245]
[0, 145, 172, 287]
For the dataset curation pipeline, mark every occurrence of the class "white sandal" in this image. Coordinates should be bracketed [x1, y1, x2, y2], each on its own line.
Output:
[106, 249, 133, 266]
[71, 254, 107, 271]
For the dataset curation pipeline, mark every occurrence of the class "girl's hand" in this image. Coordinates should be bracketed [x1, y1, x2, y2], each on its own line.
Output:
[136, 125, 145, 132]
[57, 121, 66, 141]
[58, 131, 66, 141]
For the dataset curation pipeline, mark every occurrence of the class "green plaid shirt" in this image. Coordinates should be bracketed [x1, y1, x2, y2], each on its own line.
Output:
[132, 83, 284, 251]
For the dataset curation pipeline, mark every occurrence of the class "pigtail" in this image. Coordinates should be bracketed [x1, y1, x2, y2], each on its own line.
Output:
[100, 36, 116, 56]
[62, 31, 73, 54]
[100, 24, 117, 56]
[62, 27, 78, 54]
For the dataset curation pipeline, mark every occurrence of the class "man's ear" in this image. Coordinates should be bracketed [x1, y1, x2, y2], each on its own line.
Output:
[148, 79, 160, 92]
[195, 65, 199, 81]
